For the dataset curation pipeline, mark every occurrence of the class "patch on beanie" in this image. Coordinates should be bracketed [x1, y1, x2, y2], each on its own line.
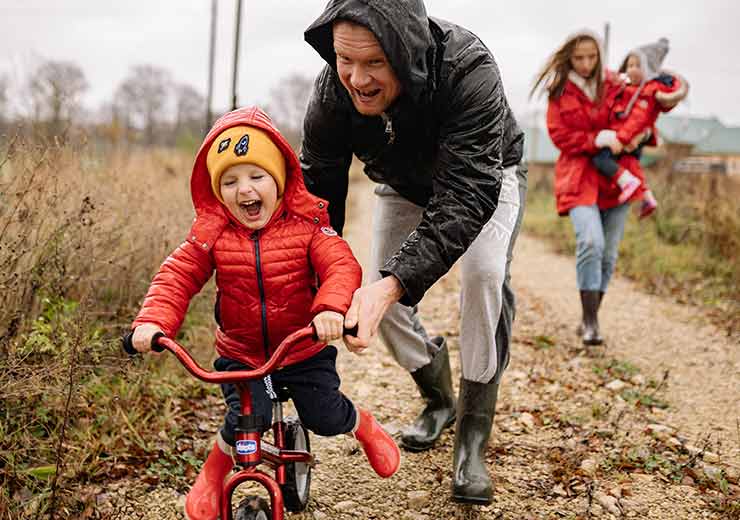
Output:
[235, 134, 250, 157]
[217, 137, 231, 153]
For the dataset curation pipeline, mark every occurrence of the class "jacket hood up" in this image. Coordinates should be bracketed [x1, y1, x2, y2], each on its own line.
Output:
[188, 107, 329, 250]
[304, 0, 436, 104]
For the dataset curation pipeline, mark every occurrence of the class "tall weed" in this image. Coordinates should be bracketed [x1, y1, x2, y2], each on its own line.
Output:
[0, 138, 218, 518]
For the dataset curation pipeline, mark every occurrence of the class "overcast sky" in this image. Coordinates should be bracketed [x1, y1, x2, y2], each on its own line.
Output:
[2, 1, 739, 126]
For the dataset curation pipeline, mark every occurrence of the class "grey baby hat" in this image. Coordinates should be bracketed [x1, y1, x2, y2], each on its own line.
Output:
[633, 37, 670, 81]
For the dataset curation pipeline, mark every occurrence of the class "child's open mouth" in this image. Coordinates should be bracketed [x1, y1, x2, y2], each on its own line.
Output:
[239, 199, 262, 217]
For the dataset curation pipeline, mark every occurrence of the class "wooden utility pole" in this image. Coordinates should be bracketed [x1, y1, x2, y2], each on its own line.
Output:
[603, 22, 611, 68]
[231, 0, 243, 111]
[205, 0, 217, 134]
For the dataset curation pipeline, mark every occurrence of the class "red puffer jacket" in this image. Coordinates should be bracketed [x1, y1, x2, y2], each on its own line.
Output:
[133, 107, 362, 368]
[548, 73, 687, 215]
[547, 75, 647, 214]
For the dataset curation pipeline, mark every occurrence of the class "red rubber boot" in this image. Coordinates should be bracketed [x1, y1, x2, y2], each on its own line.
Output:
[354, 408, 401, 478]
[185, 435, 233, 520]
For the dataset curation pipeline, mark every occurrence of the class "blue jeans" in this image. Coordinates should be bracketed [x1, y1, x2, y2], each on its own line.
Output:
[568, 204, 630, 292]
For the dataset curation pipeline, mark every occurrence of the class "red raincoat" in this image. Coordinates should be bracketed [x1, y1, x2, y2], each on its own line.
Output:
[548, 74, 686, 215]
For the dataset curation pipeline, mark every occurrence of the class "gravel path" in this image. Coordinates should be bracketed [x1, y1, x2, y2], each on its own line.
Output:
[102, 176, 739, 519]
[513, 231, 740, 464]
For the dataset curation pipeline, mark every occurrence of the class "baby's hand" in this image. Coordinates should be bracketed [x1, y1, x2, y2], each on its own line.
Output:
[609, 140, 623, 155]
[625, 131, 647, 153]
[312, 311, 344, 342]
[132, 323, 164, 353]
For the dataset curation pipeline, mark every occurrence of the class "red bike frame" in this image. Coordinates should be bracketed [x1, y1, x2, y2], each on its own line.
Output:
[153, 326, 316, 520]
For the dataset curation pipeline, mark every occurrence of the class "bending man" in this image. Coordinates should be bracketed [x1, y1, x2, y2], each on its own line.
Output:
[301, 0, 526, 504]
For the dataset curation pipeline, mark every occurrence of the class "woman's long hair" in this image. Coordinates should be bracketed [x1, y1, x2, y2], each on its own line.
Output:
[530, 32, 604, 101]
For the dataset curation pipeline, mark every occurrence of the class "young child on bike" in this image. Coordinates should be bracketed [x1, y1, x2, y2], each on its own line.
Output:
[130, 106, 400, 520]
[592, 37, 688, 218]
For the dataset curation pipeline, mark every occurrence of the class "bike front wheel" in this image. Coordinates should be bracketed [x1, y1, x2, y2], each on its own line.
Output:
[281, 416, 311, 512]
[234, 495, 271, 520]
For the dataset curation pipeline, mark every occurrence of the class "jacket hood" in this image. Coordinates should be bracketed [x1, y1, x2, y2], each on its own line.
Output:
[189, 107, 329, 248]
[304, 0, 436, 104]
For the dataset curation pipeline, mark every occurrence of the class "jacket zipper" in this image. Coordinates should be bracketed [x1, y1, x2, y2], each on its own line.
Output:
[251, 232, 270, 361]
[381, 112, 396, 144]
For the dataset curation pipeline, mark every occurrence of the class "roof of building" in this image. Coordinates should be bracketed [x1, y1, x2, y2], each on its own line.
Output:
[656, 115, 725, 145]
[692, 126, 740, 155]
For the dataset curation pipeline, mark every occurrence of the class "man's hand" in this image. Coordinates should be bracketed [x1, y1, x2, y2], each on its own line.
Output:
[343, 276, 404, 354]
[132, 323, 164, 353]
[312, 310, 345, 342]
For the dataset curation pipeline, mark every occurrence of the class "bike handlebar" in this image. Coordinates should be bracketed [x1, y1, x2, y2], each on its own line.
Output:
[122, 325, 358, 384]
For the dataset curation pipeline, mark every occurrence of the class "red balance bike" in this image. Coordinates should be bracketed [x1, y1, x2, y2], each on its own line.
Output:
[123, 325, 354, 519]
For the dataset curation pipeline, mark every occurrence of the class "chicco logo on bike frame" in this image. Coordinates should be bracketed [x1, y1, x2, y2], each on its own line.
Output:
[236, 439, 258, 455]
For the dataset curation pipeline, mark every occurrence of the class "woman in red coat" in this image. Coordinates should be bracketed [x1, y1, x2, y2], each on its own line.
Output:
[130, 107, 400, 520]
[531, 31, 635, 346]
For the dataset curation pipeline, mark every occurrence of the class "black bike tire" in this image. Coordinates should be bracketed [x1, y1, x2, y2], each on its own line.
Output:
[281, 416, 311, 512]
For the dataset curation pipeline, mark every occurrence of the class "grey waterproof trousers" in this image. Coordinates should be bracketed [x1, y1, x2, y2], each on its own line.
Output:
[370, 164, 526, 384]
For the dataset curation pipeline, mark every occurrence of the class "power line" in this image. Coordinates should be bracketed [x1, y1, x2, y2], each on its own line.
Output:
[231, 0, 243, 111]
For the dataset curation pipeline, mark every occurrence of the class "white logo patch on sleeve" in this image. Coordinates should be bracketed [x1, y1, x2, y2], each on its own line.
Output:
[321, 226, 338, 236]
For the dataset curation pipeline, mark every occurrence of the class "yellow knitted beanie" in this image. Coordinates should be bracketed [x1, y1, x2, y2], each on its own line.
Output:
[206, 125, 286, 201]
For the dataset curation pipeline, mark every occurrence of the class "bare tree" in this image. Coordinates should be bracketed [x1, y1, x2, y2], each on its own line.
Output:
[95, 101, 129, 147]
[174, 83, 206, 144]
[265, 73, 314, 150]
[114, 65, 171, 146]
[0, 75, 8, 132]
[27, 60, 88, 138]
[0, 75, 8, 113]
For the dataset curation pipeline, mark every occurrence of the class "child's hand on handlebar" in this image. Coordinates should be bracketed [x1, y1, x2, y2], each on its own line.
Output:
[312, 311, 344, 342]
[132, 323, 164, 353]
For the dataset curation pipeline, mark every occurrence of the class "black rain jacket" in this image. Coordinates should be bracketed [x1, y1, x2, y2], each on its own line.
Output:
[301, 0, 524, 306]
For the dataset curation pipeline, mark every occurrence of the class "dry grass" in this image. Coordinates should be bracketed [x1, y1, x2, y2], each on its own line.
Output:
[0, 137, 220, 518]
[523, 163, 740, 336]
[0, 138, 193, 342]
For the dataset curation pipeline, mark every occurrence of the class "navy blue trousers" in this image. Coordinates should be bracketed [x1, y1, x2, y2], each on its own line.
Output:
[592, 144, 646, 179]
[214, 346, 357, 446]
[592, 148, 621, 178]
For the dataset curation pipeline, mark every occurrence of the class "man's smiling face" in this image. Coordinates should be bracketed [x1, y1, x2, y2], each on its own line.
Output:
[333, 20, 402, 116]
